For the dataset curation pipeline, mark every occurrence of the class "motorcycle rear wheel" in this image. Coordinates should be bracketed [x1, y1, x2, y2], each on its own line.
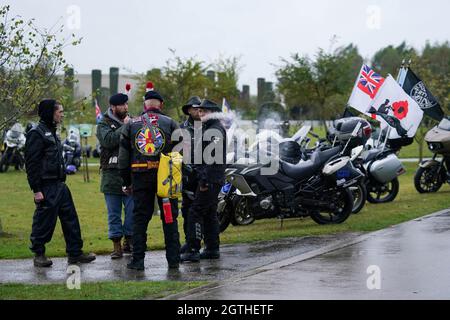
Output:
[366, 178, 399, 203]
[310, 188, 353, 224]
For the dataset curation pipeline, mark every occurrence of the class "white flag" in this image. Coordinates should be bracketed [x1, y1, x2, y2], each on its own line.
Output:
[368, 75, 423, 139]
[347, 64, 385, 114]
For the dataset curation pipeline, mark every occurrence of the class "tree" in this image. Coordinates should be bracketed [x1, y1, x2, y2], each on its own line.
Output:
[372, 42, 417, 77]
[276, 43, 363, 121]
[132, 52, 241, 121]
[0, 5, 81, 131]
[207, 56, 241, 108]
[409, 42, 450, 160]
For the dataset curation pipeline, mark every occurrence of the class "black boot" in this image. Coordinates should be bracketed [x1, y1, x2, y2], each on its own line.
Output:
[68, 252, 96, 264]
[123, 236, 133, 254]
[180, 243, 189, 254]
[200, 249, 220, 259]
[33, 254, 53, 267]
[180, 249, 200, 263]
[127, 258, 144, 270]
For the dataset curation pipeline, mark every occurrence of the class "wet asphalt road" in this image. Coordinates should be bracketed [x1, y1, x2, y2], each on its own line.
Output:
[0, 232, 361, 285]
[1, 209, 449, 300]
[177, 209, 450, 300]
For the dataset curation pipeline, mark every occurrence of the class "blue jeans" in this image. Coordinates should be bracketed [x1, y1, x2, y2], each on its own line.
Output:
[104, 194, 134, 240]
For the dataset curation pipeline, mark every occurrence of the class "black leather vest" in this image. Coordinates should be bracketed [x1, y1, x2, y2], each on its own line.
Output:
[127, 110, 178, 170]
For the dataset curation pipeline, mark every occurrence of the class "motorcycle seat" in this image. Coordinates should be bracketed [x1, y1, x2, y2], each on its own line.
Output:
[361, 148, 382, 163]
[281, 158, 319, 180]
[281, 147, 341, 180]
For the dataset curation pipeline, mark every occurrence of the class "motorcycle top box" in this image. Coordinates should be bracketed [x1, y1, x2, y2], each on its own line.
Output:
[424, 117, 450, 156]
[333, 117, 372, 149]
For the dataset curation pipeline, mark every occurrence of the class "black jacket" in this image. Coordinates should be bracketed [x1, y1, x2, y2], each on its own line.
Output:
[25, 121, 66, 193]
[118, 109, 180, 187]
[194, 115, 227, 187]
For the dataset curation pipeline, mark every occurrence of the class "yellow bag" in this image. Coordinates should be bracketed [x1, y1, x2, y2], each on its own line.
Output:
[157, 152, 183, 199]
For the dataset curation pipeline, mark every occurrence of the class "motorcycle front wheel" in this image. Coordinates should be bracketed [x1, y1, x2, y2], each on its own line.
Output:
[217, 194, 233, 233]
[350, 182, 367, 214]
[366, 178, 399, 203]
[310, 187, 353, 224]
[414, 165, 443, 193]
[0, 149, 11, 173]
[231, 196, 255, 226]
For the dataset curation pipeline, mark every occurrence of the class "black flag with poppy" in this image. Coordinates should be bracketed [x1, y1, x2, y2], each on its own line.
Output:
[402, 68, 444, 121]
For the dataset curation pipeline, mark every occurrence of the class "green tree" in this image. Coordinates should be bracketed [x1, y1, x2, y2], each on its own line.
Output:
[408, 42, 450, 160]
[132, 52, 241, 121]
[0, 5, 81, 131]
[276, 43, 363, 121]
[207, 56, 241, 108]
[372, 42, 418, 77]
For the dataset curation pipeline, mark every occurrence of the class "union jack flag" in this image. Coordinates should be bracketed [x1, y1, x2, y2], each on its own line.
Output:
[95, 99, 103, 124]
[357, 65, 385, 99]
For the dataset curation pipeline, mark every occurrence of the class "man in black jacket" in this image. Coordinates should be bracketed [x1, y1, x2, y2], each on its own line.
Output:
[181, 99, 227, 262]
[118, 90, 181, 270]
[25, 99, 96, 267]
[179, 96, 202, 253]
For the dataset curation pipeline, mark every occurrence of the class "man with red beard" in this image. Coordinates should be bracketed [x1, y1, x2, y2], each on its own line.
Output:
[96, 93, 134, 259]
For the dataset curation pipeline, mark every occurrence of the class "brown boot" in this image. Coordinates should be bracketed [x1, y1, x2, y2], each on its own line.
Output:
[110, 238, 123, 259]
[123, 236, 133, 254]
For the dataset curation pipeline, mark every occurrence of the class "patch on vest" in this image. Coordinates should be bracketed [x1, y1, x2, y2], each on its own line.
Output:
[134, 126, 165, 156]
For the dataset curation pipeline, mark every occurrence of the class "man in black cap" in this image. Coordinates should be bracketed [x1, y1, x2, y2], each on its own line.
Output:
[181, 99, 227, 262]
[118, 89, 181, 270]
[179, 96, 202, 253]
[25, 99, 96, 267]
[96, 93, 134, 259]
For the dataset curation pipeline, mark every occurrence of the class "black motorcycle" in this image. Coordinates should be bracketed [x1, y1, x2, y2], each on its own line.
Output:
[218, 120, 368, 232]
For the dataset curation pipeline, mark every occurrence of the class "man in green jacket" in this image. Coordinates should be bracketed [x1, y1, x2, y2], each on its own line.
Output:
[96, 93, 134, 259]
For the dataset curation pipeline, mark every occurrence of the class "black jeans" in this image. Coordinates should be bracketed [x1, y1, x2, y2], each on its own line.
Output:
[186, 183, 221, 252]
[131, 171, 180, 264]
[30, 182, 83, 257]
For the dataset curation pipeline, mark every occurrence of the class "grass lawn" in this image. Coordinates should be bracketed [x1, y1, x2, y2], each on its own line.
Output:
[0, 162, 449, 259]
[0, 281, 206, 300]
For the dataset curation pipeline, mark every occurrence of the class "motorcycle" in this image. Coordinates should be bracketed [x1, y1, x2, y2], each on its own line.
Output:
[0, 123, 26, 173]
[222, 124, 313, 227]
[63, 131, 82, 174]
[218, 120, 368, 233]
[414, 116, 450, 193]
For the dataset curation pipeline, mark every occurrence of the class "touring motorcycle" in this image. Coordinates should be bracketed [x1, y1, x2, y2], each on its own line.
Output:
[0, 123, 26, 173]
[218, 119, 368, 232]
[414, 116, 450, 193]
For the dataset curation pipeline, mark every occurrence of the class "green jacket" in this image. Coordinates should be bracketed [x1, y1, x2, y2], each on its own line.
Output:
[96, 109, 127, 194]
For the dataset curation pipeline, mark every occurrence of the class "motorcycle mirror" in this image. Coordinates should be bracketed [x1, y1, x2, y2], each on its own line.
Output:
[350, 145, 364, 161]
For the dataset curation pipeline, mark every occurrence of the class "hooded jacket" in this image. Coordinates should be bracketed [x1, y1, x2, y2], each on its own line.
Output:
[25, 100, 65, 193]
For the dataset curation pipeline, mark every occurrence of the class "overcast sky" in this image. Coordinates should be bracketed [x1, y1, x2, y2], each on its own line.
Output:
[3, 0, 449, 92]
